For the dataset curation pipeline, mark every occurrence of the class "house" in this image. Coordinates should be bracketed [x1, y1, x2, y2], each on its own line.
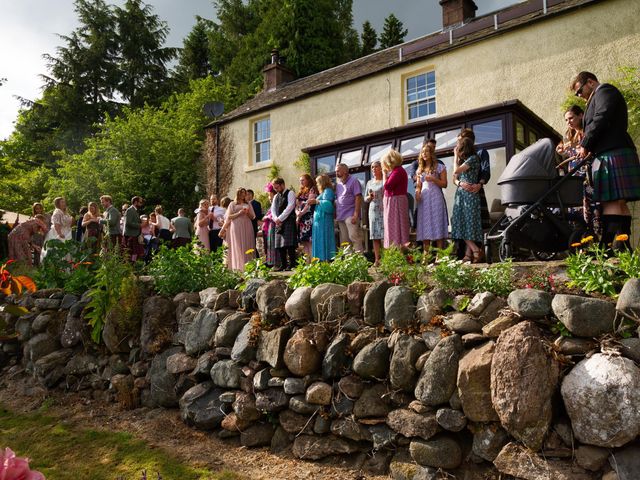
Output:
[204, 0, 640, 242]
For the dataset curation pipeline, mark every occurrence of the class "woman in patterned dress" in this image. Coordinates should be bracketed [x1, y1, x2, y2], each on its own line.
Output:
[221, 188, 256, 271]
[195, 199, 213, 250]
[261, 184, 277, 267]
[451, 137, 483, 263]
[416, 142, 448, 252]
[364, 161, 384, 266]
[30, 203, 50, 266]
[296, 174, 318, 262]
[382, 150, 410, 248]
[8, 216, 48, 266]
[310, 174, 336, 261]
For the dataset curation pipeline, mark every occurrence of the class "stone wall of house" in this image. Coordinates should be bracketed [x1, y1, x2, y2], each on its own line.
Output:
[2, 278, 640, 479]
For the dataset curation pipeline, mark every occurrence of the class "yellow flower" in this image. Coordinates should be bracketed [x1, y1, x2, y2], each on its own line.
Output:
[245, 248, 255, 254]
[615, 234, 629, 242]
[570, 242, 581, 248]
[340, 242, 350, 247]
[311, 257, 320, 263]
[580, 235, 594, 244]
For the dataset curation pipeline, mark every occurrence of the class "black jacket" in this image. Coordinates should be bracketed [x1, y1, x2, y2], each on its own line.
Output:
[581, 83, 636, 155]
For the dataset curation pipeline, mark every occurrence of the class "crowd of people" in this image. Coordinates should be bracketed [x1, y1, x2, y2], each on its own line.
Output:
[3, 71, 638, 270]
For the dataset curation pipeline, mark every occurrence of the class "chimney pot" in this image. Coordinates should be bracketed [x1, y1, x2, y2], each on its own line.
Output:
[263, 50, 296, 92]
[440, 0, 477, 29]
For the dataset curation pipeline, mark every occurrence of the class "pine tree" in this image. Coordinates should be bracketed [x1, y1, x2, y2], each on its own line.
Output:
[175, 16, 215, 86]
[379, 13, 408, 49]
[115, 0, 177, 107]
[360, 20, 378, 56]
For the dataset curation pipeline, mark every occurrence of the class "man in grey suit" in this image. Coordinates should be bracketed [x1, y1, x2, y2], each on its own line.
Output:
[171, 208, 194, 249]
[99, 195, 121, 249]
[123, 196, 144, 261]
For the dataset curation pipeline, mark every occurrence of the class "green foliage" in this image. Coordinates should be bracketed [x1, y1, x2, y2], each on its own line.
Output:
[551, 321, 572, 337]
[378, 246, 427, 294]
[294, 152, 311, 174]
[360, 20, 378, 56]
[565, 242, 620, 296]
[427, 250, 476, 292]
[84, 248, 139, 344]
[379, 13, 407, 49]
[519, 268, 556, 292]
[473, 259, 514, 297]
[611, 66, 640, 144]
[618, 248, 640, 278]
[288, 246, 371, 288]
[268, 163, 281, 181]
[241, 252, 272, 285]
[147, 243, 240, 296]
[35, 240, 100, 294]
[174, 16, 215, 87]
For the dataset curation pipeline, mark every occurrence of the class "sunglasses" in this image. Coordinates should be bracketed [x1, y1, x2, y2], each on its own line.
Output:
[574, 83, 585, 97]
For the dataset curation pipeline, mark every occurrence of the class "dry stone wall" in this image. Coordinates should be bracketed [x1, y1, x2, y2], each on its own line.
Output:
[3, 278, 640, 479]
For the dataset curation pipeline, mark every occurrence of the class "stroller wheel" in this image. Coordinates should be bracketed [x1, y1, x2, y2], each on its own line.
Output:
[531, 250, 557, 261]
[484, 242, 493, 264]
[499, 240, 512, 261]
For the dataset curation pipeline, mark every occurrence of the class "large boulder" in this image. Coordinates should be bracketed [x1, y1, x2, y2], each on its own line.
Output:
[415, 335, 463, 406]
[321, 333, 351, 379]
[214, 312, 250, 347]
[354, 384, 390, 418]
[283, 325, 329, 376]
[363, 281, 391, 326]
[330, 418, 372, 442]
[230, 322, 257, 364]
[149, 346, 182, 407]
[184, 308, 218, 356]
[284, 287, 313, 322]
[255, 388, 289, 412]
[617, 278, 640, 321]
[443, 313, 482, 334]
[494, 442, 593, 480]
[23, 332, 59, 365]
[179, 381, 227, 430]
[457, 340, 498, 422]
[256, 280, 289, 324]
[389, 334, 427, 392]
[199, 287, 220, 308]
[352, 338, 390, 380]
[561, 353, 640, 447]
[385, 286, 416, 331]
[240, 278, 267, 312]
[256, 326, 291, 368]
[310, 284, 346, 322]
[552, 294, 616, 337]
[60, 313, 88, 348]
[210, 360, 243, 389]
[472, 423, 509, 462]
[416, 294, 441, 325]
[491, 321, 558, 451]
[507, 289, 552, 318]
[140, 296, 176, 356]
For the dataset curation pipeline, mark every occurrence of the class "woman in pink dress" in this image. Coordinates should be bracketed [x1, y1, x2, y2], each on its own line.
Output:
[382, 150, 410, 248]
[195, 199, 213, 250]
[220, 188, 256, 271]
[8, 216, 48, 266]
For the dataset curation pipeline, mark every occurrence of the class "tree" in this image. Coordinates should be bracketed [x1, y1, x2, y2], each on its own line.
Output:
[174, 16, 215, 87]
[115, 0, 177, 107]
[379, 13, 408, 49]
[360, 20, 378, 56]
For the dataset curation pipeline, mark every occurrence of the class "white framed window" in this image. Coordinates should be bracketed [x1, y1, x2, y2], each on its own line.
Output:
[406, 70, 436, 121]
[253, 117, 271, 164]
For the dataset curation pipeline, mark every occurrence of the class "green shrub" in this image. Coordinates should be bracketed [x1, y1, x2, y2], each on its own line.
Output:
[147, 243, 240, 296]
[473, 259, 514, 297]
[240, 252, 272, 288]
[288, 246, 371, 288]
[427, 251, 476, 292]
[565, 242, 620, 296]
[36, 239, 100, 294]
[379, 246, 427, 294]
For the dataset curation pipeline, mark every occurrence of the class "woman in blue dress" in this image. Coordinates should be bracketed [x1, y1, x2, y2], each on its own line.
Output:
[310, 174, 336, 261]
[451, 137, 484, 263]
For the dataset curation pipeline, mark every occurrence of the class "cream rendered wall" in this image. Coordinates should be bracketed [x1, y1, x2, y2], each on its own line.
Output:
[222, 0, 640, 240]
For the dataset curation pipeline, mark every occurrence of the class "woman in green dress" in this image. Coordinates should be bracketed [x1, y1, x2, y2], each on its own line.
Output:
[451, 137, 483, 263]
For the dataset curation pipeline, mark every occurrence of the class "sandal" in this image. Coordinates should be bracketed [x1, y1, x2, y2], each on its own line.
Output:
[462, 255, 472, 262]
[472, 250, 485, 264]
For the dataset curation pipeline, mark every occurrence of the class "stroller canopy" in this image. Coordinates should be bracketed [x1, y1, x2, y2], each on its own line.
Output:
[498, 138, 558, 183]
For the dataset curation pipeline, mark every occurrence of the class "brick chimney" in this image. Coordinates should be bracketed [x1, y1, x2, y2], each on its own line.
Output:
[262, 49, 296, 92]
[440, 0, 478, 29]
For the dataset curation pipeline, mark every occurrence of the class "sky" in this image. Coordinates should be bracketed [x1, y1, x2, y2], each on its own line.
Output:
[0, 0, 518, 140]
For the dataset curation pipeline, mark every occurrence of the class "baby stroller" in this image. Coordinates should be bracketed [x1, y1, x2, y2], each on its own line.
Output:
[484, 138, 589, 263]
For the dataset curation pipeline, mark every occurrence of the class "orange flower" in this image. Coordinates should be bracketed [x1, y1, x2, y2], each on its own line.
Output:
[570, 242, 581, 248]
[615, 234, 629, 242]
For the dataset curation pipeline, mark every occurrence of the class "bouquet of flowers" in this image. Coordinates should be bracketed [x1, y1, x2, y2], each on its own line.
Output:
[0, 448, 45, 480]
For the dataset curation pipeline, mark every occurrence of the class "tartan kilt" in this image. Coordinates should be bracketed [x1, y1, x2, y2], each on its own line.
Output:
[479, 187, 491, 230]
[592, 147, 640, 202]
[274, 216, 298, 248]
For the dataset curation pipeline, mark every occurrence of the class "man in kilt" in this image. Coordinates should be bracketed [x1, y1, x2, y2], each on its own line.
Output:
[271, 178, 298, 270]
[123, 196, 145, 262]
[572, 71, 640, 249]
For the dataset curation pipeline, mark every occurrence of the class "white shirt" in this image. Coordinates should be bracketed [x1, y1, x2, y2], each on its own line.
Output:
[271, 190, 296, 222]
[156, 214, 171, 230]
[210, 206, 226, 230]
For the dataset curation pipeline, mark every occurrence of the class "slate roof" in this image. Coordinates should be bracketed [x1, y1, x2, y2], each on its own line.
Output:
[207, 0, 600, 127]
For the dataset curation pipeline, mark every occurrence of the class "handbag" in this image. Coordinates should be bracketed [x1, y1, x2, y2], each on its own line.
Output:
[137, 234, 144, 245]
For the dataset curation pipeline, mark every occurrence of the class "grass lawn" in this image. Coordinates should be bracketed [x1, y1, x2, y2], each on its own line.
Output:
[0, 405, 240, 480]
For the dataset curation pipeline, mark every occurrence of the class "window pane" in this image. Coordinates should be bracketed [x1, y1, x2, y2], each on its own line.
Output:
[473, 119, 503, 144]
[368, 143, 393, 164]
[516, 121, 525, 144]
[316, 154, 336, 174]
[400, 136, 424, 157]
[406, 71, 436, 121]
[529, 130, 538, 144]
[435, 128, 461, 150]
[340, 149, 363, 167]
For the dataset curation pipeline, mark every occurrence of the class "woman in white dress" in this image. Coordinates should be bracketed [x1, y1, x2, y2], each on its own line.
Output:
[41, 197, 73, 260]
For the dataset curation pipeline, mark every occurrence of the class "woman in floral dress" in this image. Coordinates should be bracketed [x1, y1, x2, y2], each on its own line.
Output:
[451, 137, 483, 262]
[364, 161, 384, 266]
[8, 217, 48, 266]
[261, 184, 277, 267]
[416, 142, 448, 252]
[296, 174, 318, 261]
